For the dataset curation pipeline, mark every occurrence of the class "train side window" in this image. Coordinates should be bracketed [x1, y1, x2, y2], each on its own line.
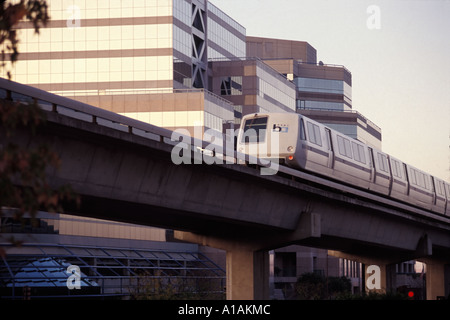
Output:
[417, 173, 422, 187]
[398, 162, 403, 178]
[299, 119, 306, 140]
[436, 180, 445, 196]
[410, 169, 417, 185]
[377, 154, 384, 171]
[377, 153, 389, 173]
[337, 136, 352, 159]
[352, 142, 367, 164]
[392, 160, 398, 177]
[338, 136, 345, 155]
[423, 174, 429, 190]
[358, 145, 366, 164]
[307, 122, 322, 147]
[392, 160, 403, 179]
[411, 169, 427, 189]
[352, 142, 361, 162]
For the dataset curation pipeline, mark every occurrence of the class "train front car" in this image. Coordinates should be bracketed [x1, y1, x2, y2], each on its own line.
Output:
[237, 113, 299, 164]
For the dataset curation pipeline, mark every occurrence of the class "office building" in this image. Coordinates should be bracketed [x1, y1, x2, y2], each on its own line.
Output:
[6, 0, 246, 136]
[247, 36, 382, 149]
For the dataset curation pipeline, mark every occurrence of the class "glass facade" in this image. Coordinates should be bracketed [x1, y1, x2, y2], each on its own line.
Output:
[173, 0, 193, 87]
[295, 77, 352, 111]
[8, 0, 175, 94]
[296, 77, 352, 96]
[257, 64, 296, 112]
[207, 2, 246, 60]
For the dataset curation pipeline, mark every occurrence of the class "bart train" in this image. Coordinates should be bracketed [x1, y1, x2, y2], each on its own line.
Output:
[237, 113, 450, 216]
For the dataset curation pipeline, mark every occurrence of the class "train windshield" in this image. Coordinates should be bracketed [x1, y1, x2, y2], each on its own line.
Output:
[241, 117, 268, 143]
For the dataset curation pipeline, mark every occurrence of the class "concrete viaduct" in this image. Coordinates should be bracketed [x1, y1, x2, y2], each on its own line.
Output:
[2, 79, 450, 300]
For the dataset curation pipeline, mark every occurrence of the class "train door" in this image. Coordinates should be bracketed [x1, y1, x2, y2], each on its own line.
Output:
[368, 147, 375, 182]
[325, 128, 334, 169]
[403, 163, 410, 195]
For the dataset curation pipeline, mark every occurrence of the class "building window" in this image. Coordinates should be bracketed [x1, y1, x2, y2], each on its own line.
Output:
[274, 253, 296, 277]
[220, 77, 242, 96]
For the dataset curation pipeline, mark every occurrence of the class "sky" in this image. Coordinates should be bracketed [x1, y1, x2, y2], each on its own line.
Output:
[211, 0, 450, 181]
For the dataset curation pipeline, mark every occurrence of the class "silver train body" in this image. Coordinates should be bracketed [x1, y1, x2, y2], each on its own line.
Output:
[237, 113, 450, 216]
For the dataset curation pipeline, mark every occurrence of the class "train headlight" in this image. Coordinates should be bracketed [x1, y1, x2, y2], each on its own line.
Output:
[287, 146, 294, 152]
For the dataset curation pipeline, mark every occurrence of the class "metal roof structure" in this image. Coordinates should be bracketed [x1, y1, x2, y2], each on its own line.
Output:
[0, 243, 225, 300]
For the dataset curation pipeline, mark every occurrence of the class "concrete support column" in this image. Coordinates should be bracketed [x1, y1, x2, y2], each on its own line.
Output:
[226, 249, 269, 300]
[174, 231, 270, 300]
[421, 259, 446, 300]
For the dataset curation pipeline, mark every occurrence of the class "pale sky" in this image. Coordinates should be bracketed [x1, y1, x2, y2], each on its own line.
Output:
[211, 0, 450, 181]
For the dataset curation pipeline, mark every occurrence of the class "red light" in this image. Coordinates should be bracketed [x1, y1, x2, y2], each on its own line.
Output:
[288, 156, 294, 161]
[408, 291, 414, 298]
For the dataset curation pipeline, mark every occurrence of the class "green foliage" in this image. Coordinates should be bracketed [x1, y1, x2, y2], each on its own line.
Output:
[0, 1, 78, 255]
[296, 272, 411, 300]
[0, 0, 49, 79]
[129, 271, 225, 300]
[0, 99, 79, 249]
[335, 291, 409, 300]
[296, 272, 352, 300]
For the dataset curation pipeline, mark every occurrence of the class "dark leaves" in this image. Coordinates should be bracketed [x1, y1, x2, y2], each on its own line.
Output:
[0, 0, 49, 78]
